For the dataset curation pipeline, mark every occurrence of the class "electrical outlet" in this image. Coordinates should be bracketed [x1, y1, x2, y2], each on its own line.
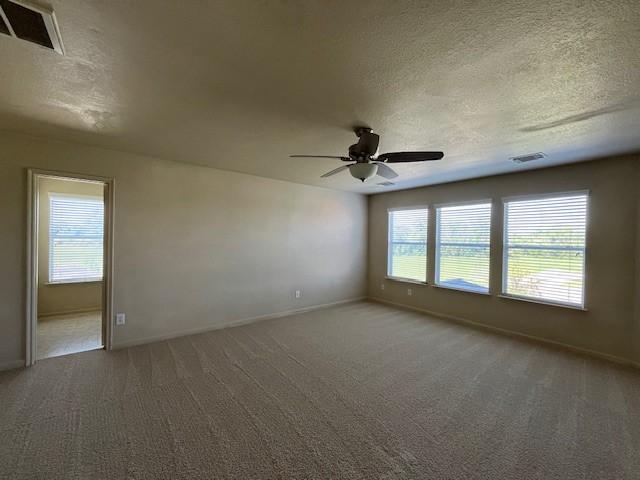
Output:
[407, 288, 412, 296]
[295, 290, 301, 299]
[381, 284, 385, 290]
[116, 313, 126, 326]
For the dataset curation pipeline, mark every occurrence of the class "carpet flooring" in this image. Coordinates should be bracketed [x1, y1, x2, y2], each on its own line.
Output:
[1, 301, 639, 479]
[37, 311, 102, 360]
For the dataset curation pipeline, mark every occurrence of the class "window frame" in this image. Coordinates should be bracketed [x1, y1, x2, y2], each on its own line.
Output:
[47, 192, 105, 285]
[434, 199, 493, 295]
[386, 205, 429, 284]
[501, 190, 589, 309]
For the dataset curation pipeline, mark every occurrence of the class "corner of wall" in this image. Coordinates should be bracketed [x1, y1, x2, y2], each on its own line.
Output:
[365, 156, 639, 365]
[634, 159, 640, 363]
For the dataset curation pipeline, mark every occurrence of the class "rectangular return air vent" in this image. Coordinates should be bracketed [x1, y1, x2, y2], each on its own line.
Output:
[0, 0, 64, 54]
[510, 152, 546, 164]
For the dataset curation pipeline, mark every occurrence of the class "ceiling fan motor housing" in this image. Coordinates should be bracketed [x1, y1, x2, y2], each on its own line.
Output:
[350, 163, 378, 182]
[349, 131, 380, 159]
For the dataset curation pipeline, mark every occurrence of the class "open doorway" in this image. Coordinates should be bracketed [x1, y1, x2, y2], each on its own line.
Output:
[26, 170, 114, 365]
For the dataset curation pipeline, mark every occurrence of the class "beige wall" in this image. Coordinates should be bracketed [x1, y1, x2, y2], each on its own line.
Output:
[37, 177, 103, 316]
[368, 156, 640, 364]
[635, 167, 640, 363]
[0, 132, 367, 368]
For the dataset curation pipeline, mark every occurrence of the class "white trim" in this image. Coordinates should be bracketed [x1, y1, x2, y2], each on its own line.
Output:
[387, 205, 429, 212]
[26, 169, 115, 367]
[501, 200, 509, 295]
[45, 279, 103, 285]
[501, 190, 589, 309]
[103, 178, 115, 353]
[0, 359, 25, 372]
[33, 170, 110, 184]
[434, 200, 492, 293]
[368, 297, 639, 370]
[582, 192, 590, 310]
[387, 207, 429, 283]
[432, 284, 490, 295]
[25, 170, 38, 367]
[501, 189, 590, 204]
[48, 192, 103, 201]
[114, 297, 366, 349]
[385, 276, 428, 285]
[434, 206, 440, 283]
[433, 198, 492, 209]
[499, 294, 588, 311]
[40, 6, 65, 55]
[387, 210, 392, 276]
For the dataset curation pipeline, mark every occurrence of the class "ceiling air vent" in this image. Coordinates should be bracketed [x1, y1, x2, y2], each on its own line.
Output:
[376, 181, 395, 187]
[0, 0, 64, 54]
[510, 152, 546, 164]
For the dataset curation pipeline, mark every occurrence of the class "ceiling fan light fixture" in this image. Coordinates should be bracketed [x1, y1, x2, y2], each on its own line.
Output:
[349, 163, 378, 182]
[290, 127, 444, 183]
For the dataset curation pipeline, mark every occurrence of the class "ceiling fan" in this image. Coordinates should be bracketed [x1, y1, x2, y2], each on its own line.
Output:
[291, 127, 444, 183]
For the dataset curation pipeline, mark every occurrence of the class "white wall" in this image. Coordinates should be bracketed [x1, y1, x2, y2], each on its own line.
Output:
[0, 132, 367, 367]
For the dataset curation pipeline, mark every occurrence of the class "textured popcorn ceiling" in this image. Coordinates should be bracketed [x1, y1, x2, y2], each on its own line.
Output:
[0, 0, 639, 193]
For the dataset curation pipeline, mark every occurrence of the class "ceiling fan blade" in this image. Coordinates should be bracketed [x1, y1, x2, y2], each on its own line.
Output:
[378, 151, 444, 162]
[373, 162, 398, 179]
[320, 164, 352, 178]
[290, 155, 351, 161]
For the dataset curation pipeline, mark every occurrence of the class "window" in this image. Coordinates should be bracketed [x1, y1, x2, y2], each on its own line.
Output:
[49, 193, 104, 283]
[435, 202, 491, 293]
[387, 208, 428, 282]
[503, 193, 588, 307]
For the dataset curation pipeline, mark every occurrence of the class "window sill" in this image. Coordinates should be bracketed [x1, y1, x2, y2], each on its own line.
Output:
[45, 279, 103, 286]
[499, 294, 587, 311]
[432, 284, 490, 296]
[385, 276, 428, 286]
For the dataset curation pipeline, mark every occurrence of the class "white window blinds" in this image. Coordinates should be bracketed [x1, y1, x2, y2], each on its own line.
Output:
[503, 193, 587, 307]
[435, 202, 491, 293]
[49, 194, 104, 283]
[387, 208, 428, 282]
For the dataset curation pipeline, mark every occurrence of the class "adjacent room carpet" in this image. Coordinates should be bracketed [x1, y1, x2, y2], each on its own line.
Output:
[1, 301, 639, 479]
[37, 311, 102, 360]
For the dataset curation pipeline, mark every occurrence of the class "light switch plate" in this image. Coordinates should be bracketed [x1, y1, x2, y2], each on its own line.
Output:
[116, 313, 126, 325]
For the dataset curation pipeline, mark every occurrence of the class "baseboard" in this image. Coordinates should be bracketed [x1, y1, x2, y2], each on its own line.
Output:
[114, 297, 366, 349]
[39, 307, 101, 318]
[368, 297, 640, 370]
[0, 359, 25, 372]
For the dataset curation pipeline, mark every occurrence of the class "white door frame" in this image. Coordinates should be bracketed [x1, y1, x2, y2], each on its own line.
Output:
[26, 169, 115, 366]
